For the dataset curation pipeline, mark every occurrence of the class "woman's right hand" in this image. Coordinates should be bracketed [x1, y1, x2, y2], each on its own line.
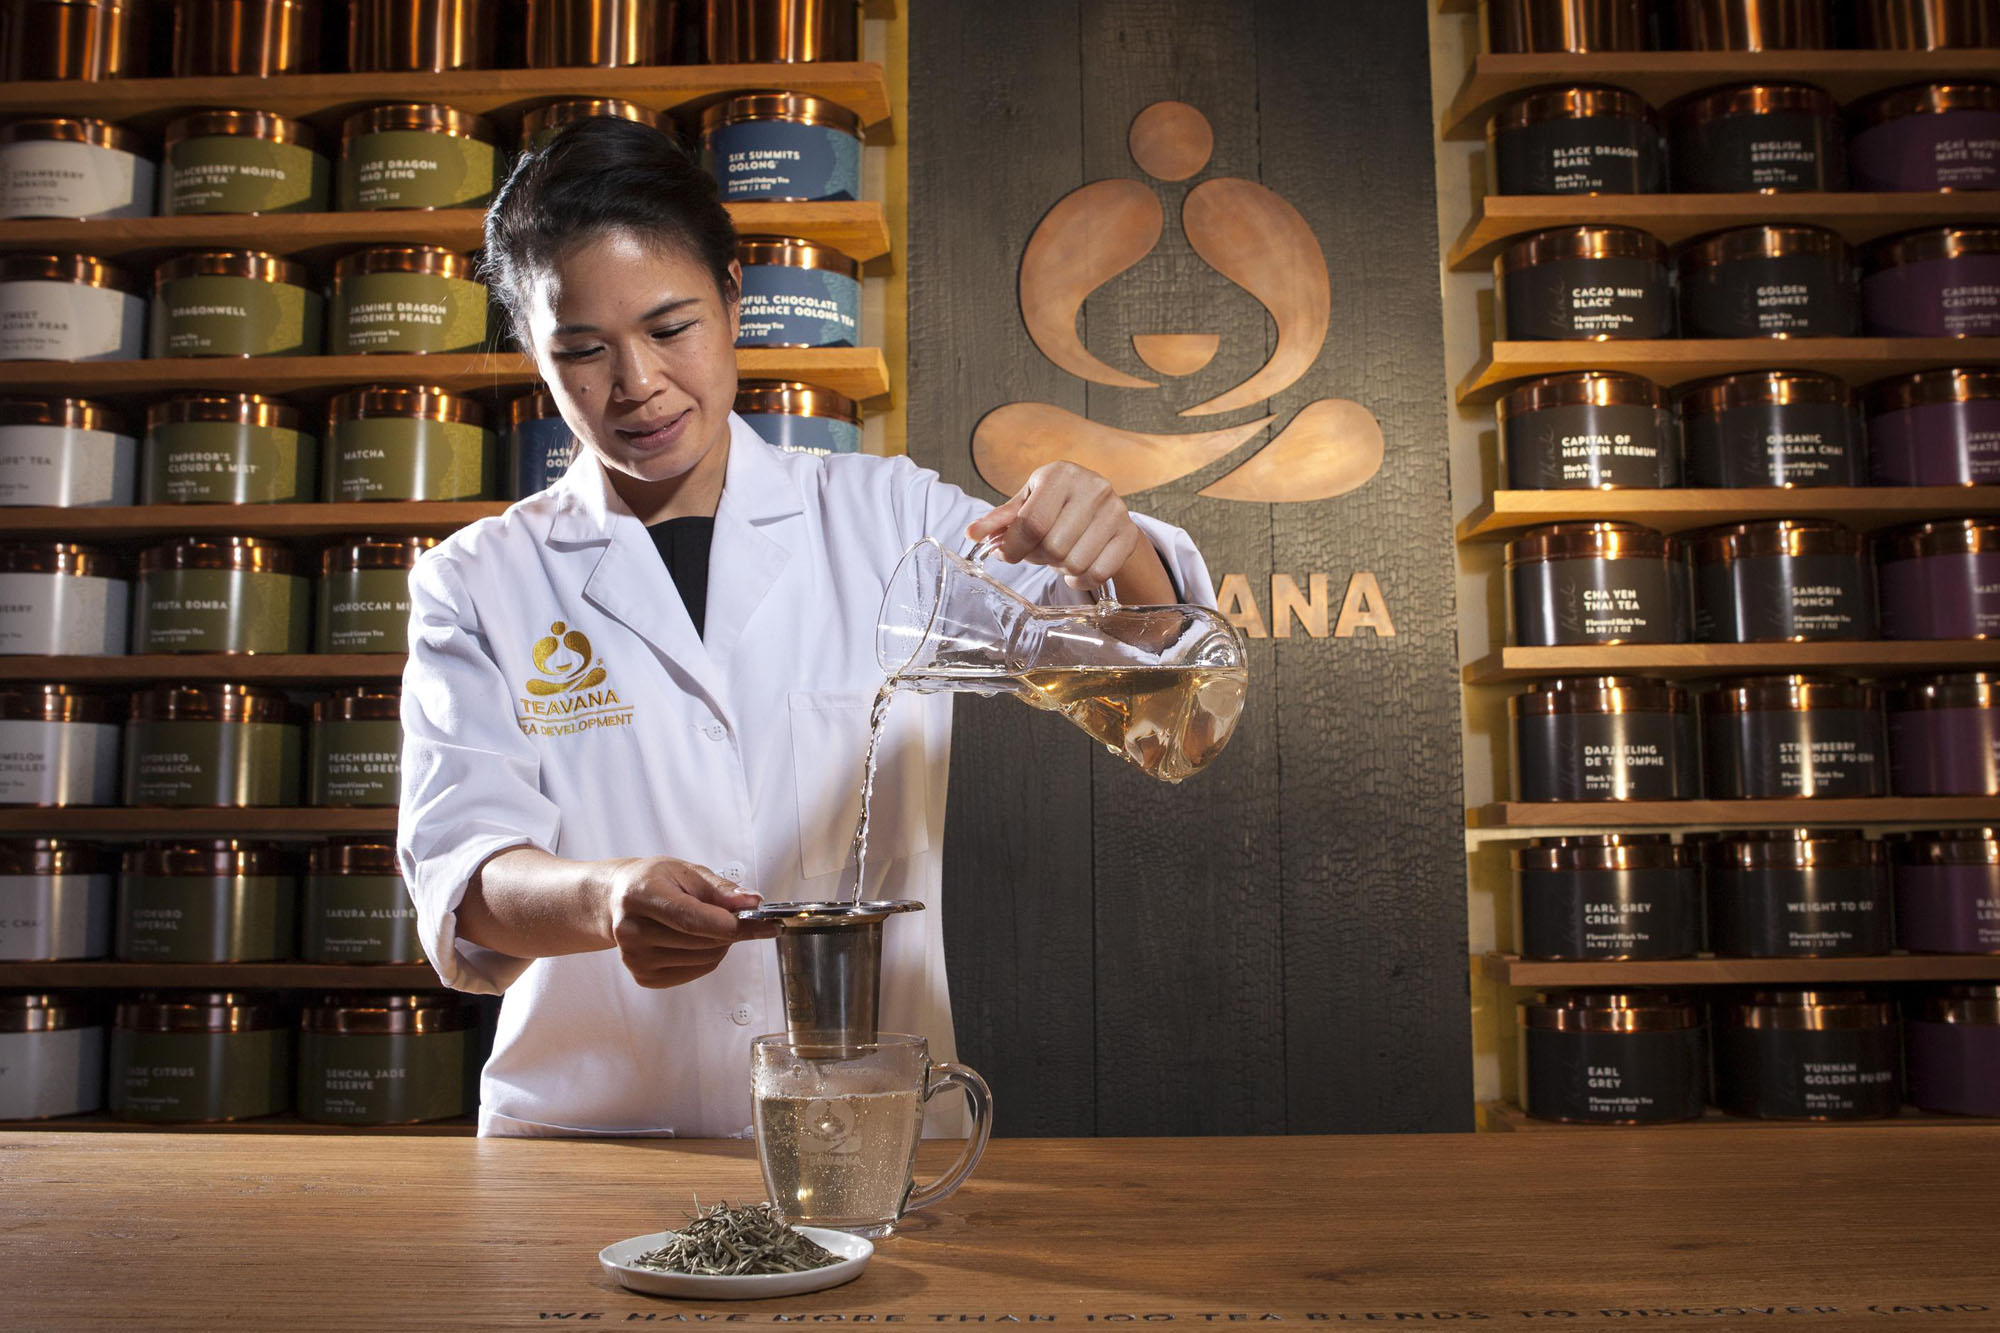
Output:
[599, 856, 778, 989]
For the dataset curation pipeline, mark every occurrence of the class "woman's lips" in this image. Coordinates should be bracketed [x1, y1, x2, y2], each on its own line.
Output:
[618, 408, 691, 453]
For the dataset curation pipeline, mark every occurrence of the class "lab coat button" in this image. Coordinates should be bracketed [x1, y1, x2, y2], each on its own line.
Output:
[728, 1005, 754, 1026]
[702, 722, 727, 741]
[722, 864, 744, 882]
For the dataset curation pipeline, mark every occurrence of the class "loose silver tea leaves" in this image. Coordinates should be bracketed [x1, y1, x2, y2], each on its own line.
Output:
[631, 1198, 840, 1277]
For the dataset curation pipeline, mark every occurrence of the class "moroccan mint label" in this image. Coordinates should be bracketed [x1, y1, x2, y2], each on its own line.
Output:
[333, 272, 488, 353]
[302, 874, 420, 962]
[114, 873, 293, 963]
[326, 418, 495, 501]
[142, 420, 316, 504]
[123, 719, 301, 807]
[338, 131, 498, 210]
[149, 275, 320, 357]
[134, 568, 308, 653]
[316, 569, 412, 653]
[110, 1028, 290, 1122]
[164, 138, 329, 215]
[298, 1030, 469, 1124]
[309, 719, 401, 806]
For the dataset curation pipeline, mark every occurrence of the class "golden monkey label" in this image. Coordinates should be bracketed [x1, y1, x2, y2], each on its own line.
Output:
[517, 620, 633, 737]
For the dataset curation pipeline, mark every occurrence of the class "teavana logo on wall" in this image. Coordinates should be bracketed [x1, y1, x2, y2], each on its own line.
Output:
[974, 100, 1386, 506]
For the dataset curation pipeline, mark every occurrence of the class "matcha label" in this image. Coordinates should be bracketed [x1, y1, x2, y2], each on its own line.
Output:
[333, 272, 489, 354]
[142, 420, 316, 504]
[302, 873, 420, 962]
[114, 873, 294, 963]
[134, 567, 308, 653]
[326, 418, 495, 501]
[164, 137, 330, 215]
[0, 281, 145, 361]
[110, 1027, 291, 1122]
[338, 131, 498, 210]
[309, 719, 402, 807]
[316, 569, 413, 653]
[123, 719, 302, 807]
[0, 423, 137, 506]
[298, 1030, 469, 1124]
[149, 275, 321, 358]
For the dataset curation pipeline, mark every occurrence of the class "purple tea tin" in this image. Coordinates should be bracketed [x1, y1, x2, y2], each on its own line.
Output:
[1906, 984, 2000, 1115]
[1699, 675, 1887, 799]
[1687, 519, 1874, 643]
[1862, 227, 2000, 338]
[1705, 828, 1892, 958]
[1887, 672, 2000, 796]
[1866, 368, 2000, 485]
[1876, 518, 2000, 639]
[1890, 828, 2000, 954]
[1849, 81, 2000, 191]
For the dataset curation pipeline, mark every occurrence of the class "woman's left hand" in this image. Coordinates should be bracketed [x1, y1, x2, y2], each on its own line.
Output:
[966, 460, 1175, 601]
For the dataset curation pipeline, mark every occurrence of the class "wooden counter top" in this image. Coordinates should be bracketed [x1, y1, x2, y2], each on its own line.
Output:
[6, 1129, 1998, 1329]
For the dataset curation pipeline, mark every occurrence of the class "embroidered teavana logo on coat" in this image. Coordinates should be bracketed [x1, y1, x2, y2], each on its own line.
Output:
[516, 620, 634, 736]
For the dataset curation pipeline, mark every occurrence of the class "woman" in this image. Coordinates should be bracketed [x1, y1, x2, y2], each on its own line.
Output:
[396, 118, 1217, 1137]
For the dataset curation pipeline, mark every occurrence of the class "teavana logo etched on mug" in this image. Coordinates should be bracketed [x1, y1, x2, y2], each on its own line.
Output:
[975, 100, 1386, 505]
[517, 620, 634, 737]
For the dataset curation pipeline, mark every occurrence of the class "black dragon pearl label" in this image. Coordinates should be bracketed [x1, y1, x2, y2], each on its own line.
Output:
[1714, 1025, 1901, 1119]
[302, 873, 421, 963]
[1517, 866, 1702, 959]
[1514, 711, 1695, 802]
[1680, 256, 1857, 339]
[1683, 401, 1861, 488]
[109, 1028, 291, 1122]
[1523, 1027, 1705, 1124]
[1493, 118, 1663, 195]
[1708, 864, 1891, 957]
[315, 569, 412, 653]
[1511, 556, 1681, 645]
[142, 419, 317, 504]
[308, 719, 401, 807]
[1672, 112, 1841, 192]
[337, 131, 498, 210]
[1502, 257, 1672, 340]
[123, 719, 301, 807]
[1703, 708, 1886, 799]
[1693, 553, 1874, 643]
[148, 276, 321, 357]
[297, 1031, 470, 1124]
[164, 138, 329, 215]
[114, 873, 294, 963]
[133, 568, 309, 654]
[1503, 402, 1679, 489]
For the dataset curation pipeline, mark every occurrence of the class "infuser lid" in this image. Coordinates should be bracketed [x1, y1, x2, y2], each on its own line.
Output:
[739, 900, 925, 926]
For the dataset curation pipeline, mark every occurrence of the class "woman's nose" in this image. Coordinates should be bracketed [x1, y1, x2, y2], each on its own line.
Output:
[608, 339, 658, 402]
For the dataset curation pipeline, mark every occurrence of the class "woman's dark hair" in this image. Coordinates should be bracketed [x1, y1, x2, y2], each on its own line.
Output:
[482, 116, 740, 344]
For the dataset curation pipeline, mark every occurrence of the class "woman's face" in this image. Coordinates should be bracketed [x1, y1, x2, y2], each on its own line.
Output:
[524, 228, 741, 492]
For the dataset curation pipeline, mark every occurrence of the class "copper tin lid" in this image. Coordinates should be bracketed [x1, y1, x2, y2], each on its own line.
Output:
[1887, 826, 2000, 867]
[1724, 988, 1896, 1029]
[0, 116, 146, 155]
[1498, 371, 1666, 419]
[520, 98, 666, 146]
[333, 246, 478, 281]
[341, 103, 496, 146]
[308, 836, 398, 877]
[1865, 367, 2000, 415]
[0, 396, 126, 434]
[1671, 81, 1837, 124]
[505, 388, 560, 430]
[1520, 990, 1700, 1033]
[1854, 80, 2000, 128]
[1878, 517, 2000, 560]
[1509, 675, 1691, 717]
[735, 379, 860, 424]
[700, 93, 863, 139]
[302, 991, 468, 1035]
[1709, 826, 1884, 870]
[1505, 520, 1672, 566]
[122, 838, 286, 878]
[1674, 0, 1831, 49]
[1916, 983, 2000, 1025]
[128, 683, 292, 725]
[1678, 224, 1850, 270]
[1497, 225, 1666, 272]
[163, 109, 315, 151]
[1491, 84, 1655, 133]
[737, 236, 859, 281]
[153, 249, 309, 289]
[0, 540, 119, 578]
[0, 837, 106, 876]
[328, 385, 485, 429]
[138, 534, 295, 577]
[1685, 518, 1863, 564]
[1702, 673, 1878, 713]
[0, 992, 94, 1033]
[146, 392, 301, 433]
[1886, 670, 2000, 711]
[115, 990, 283, 1033]
[0, 252, 139, 295]
[1866, 225, 2000, 271]
[1512, 832, 1691, 873]
[1677, 370, 1848, 419]
[312, 682, 401, 724]
[0, 683, 114, 725]
[1858, 0, 2000, 50]
[320, 533, 436, 576]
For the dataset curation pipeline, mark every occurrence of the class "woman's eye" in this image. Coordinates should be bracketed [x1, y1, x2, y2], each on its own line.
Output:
[652, 322, 696, 341]
[552, 345, 602, 362]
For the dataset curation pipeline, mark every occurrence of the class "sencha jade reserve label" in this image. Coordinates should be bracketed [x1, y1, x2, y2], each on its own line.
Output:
[134, 568, 308, 653]
[302, 873, 420, 962]
[149, 275, 321, 357]
[110, 1028, 290, 1122]
[164, 138, 329, 215]
[298, 1030, 469, 1123]
[309, 719, 402, 806]
[114, 873, 294, 963]
[123, 719, 301, 807]
[326, 418, 494, 501]
[142, 420, 316, 504]
[338, 131, 497, 210]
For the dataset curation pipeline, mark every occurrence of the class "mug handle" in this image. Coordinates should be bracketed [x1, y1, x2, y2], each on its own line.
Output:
[902, 1061, 993, 1215]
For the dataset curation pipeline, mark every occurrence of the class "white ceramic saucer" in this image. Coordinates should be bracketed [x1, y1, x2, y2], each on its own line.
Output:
[599, 1227, 873, 1300]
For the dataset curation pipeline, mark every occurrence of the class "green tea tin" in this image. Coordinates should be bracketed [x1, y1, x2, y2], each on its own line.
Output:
[110, 991, 290, 1123]
[115, 839, 294, 963]
[297, 992, 471, 1124]
[330, 246, 487, 354]
[133, 535, 308, 654]
[309, 684, 401, 807]
[122, 683, 301, 808]
[302, 838, 419, 964]
[148, 249, 321, 358]
[161, 110, 328, 216]
[324, 386, 494, 501]
[337, 103, 498, 211]
[316, 535, 432, 653]
[142, 393, 316, 504]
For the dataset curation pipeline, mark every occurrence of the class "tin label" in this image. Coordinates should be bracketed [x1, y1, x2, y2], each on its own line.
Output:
[0, 1025, 104, 1120]
[0, 139, 153, 219]
[0, 719, 120, 805]
[1680, 255, 1857, 339]
[316, 569, 412, 653]
[309, 718, 402, 806]
[114, 873, 294, 963]
[1851, 111, 2000, 191]
[1704, 707, 1886, 798]
[0, 871, 113, 960]
[1708, 864, 1891, 956]
[302, 873, 421, 962]
[1895, 863, 2000, 954]
[0, 423, 137, 506]
[149, 275, 321, 357]
[1879, 552, 2000, 639]
[1862, 255, 2000, 338]
[327, 418, 495, 501]
[333, 272, 489, 354]
[737, 264, 860, 348]
[0, 281, 145, 360]
[1513, 710, 1695, 802]
[142, 419, 316, 504]
[1693, 551, 1873, 642]
[0, 571, 129, 654]
[1672, 111, 1840, 192]
[1888, 706, 2000, 797]
[1517, 865, 1701, 960]
[507, 416, 574, 498]
[1502, 256, 1671, 340]
[1502, 402, 1676, 489]
[338, 131, 498, 210]
[298, 1030, 469, 1124]
[743, 411, 862, 458]
[1522, 1026, 1703, 1124]
[706, 120, 861, 202]
[164, 137, 330, 215]
[1714, 1025, 1900, 1119]
[134, 567, 308, 654]
[1494, 118, 1661, 195]
[122, 718, 302, 807]
[1906, 1022, 2000, 1116]
[1511, 556, 1681, 645]
[1867, 400, 2000, 485]
[110, 1027, 291, 1122]
[1684, 401, 1861, 487]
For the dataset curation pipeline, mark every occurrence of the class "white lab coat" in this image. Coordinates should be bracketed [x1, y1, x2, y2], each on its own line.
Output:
[396, 414, 1216, 1137]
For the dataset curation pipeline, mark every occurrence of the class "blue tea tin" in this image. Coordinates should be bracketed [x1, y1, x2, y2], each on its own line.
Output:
[736, 237, 860, 349]
[701, 93, 862, 203]
[504, 389, 573, 499]
[737, 381, 861, 457]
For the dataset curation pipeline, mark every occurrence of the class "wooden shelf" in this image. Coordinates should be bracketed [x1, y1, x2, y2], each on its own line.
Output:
[1478, 952, 2000, 987]
[1442, 50, 2000, 140]
[1477, 1100, 1999, 1131]
[1449, 192, 2000, 271]
[0, 654, 404, 685]
[1469, 796, 2000, 830]
[0, 961, 440, 989]
[0, 1114, 473, 1136]
[1464, 639, 2000, 684]
[1458, 337, 2000, 405]
[0, 62, 892, 131]
[0, 348, 892, 405]
[1457, 485, 2000, 542]
[0, 501, 507, 541]
[0, 808, 396, 836]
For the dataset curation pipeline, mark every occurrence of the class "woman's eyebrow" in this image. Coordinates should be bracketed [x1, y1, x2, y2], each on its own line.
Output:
[552, 296, 701, 336]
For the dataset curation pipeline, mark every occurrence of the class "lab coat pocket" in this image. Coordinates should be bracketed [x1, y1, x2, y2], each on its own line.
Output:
[789, 690, 930, 884]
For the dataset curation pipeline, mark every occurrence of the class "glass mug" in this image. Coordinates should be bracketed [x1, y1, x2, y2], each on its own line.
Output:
[751, 1031, 993, 1238]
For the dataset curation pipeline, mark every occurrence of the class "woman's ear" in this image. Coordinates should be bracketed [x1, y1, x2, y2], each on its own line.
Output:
[724, 258, 743, 343]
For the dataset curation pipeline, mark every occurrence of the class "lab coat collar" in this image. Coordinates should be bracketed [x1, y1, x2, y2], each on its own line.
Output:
[543, 413, 803, 543]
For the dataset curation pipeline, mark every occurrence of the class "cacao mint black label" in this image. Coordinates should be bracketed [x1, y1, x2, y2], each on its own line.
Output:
[1502, 257, 1671, 340]
[1514, 711, 1694, 802]
[1707, 864, 1891, 957]
[1494, 118, 1661, 195]
[1693, 552, 1873, 643]
[1503, 402, 1678, 489]
[1714, 1025, 1900, 1119]
[1511, 556, 1680, 645]
[1523, 1026, 1704, 1123]
[1517, 866, 1701, 959]
[1672, 112, 1840, 192]
[1683, 401, 1860, 488]
[1680, 255, 1856, 339]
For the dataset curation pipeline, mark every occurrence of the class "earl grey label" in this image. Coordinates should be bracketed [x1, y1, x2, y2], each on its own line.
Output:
[1495, 118, 1661, 195]
[1674, 113, 1838, 192]
[1709, 865, 1891, 957]
[1524, 1027, 1703, 1124]
[1705, 709, 1885, 799]
[123, 719, 302, 807]
[1503, 258, 1671, 340]
[142, 420, 316, 504]
[338, 131, 498, 210]
[1513, 557, 1679, 645]
[309, 719, 402, 806]
[1716, 1026, 1900, 1119]
[1518, 866, 1700, 960]
[135, 568, 308, 653]
[1681, 257, 1856, 339]
[164, 137, 329, 215]
[1515, 712, 1693, 802]
[1694, 553, 1873, 643]
[109, 1027, 290, 1122]
[114, 873, 293, 963]
[1504, 402, 1677, 489]
[302, 874, 420, 962]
